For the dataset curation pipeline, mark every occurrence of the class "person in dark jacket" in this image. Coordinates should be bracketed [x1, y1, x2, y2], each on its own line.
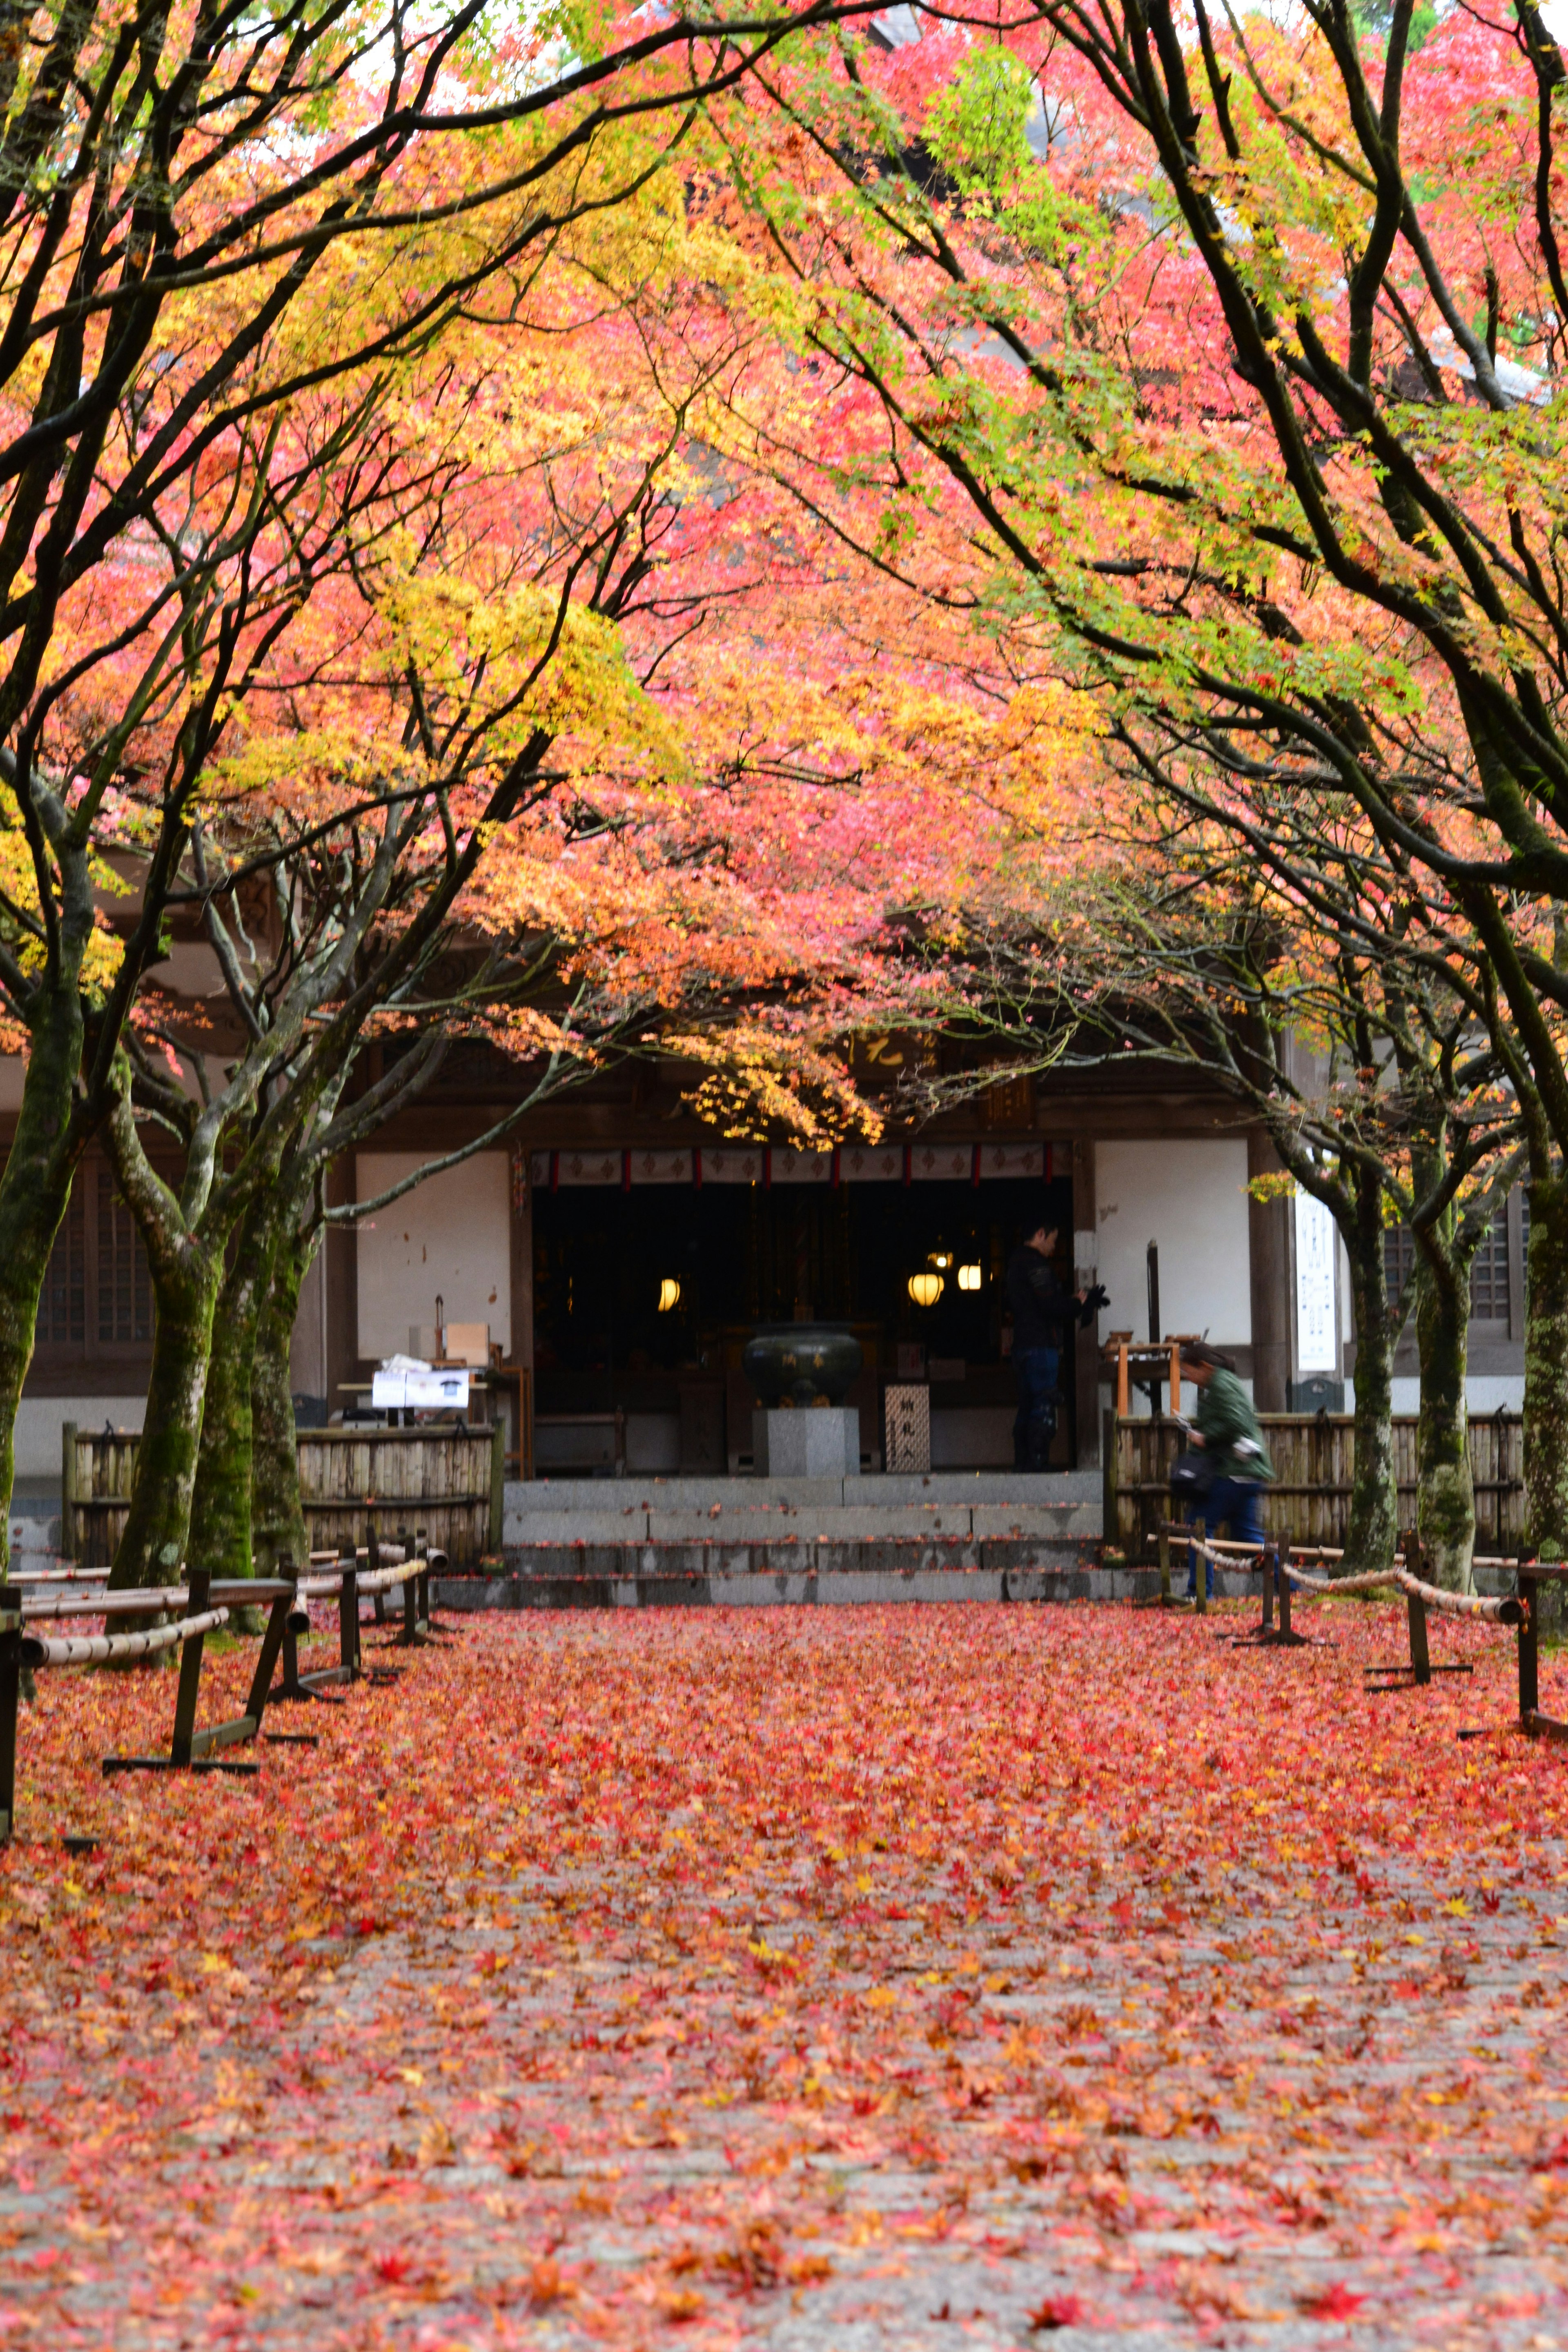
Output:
[1180, 1340, 1274, 1597]
[1005, 1223, 1103, 1471]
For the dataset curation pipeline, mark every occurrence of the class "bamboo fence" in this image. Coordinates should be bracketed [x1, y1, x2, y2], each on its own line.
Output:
[1106, 1409, 1524, 1563]
[61, 1422, 504, 1568]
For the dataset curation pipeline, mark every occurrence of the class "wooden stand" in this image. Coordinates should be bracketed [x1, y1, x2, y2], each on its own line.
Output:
[268, 1549, 356, 1706]
[1365, 1532, 1484, 1691]
[1518, 1564, 1568, 1738]
[102, 1570, 301, 1777]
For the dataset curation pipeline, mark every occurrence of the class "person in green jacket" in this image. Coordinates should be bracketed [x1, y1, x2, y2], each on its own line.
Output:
[1181, 1341, 1274, 1599]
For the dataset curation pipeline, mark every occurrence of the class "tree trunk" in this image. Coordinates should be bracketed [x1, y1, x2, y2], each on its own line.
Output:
[1525, 1166, 1568, 1564]
[187, 1195, 280, 1582]
[107, 1234, 224, 1590]
[251, 1214, 314, 1578]
[1412, 1248, 1475, 1591]
[1342, 1183, 1399, 1573]
[0, 980, 87, 1572]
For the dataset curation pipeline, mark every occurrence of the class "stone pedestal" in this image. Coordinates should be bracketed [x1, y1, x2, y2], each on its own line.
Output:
[753, 1406, 860, 1478]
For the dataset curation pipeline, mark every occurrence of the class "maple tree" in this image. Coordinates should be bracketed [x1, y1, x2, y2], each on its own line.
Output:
[697, 0, 1568, 1557]
[0, 0, 917, 1572]
[896, 759, 1528, 1581]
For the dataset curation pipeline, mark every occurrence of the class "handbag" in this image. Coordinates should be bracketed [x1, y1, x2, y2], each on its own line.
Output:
[1169, 1446, 1214, 1504]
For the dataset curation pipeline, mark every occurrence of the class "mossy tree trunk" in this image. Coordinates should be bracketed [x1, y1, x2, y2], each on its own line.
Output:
[1341, 1169, 1399, 1575]
[1524, 1165, 1568, 1565]
[1411, 1256, 1474, 1591]
[108, 1235, 226, 1590]
[187, 1190, 281, 1582]
[1410, 1190, 1479, 1594]
[103, 1086, 232, 1592]
[251, 1207, 315, 1578]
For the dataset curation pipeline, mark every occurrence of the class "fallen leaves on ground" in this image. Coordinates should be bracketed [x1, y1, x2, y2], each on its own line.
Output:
[1, 1599, 1566, 2347]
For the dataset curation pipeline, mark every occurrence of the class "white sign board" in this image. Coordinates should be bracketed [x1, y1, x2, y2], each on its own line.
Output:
[372, 1366, 470, 1412]
[1294, 1187, 1339, 1372]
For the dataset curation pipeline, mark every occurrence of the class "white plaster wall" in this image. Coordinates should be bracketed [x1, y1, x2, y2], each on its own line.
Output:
[15, 1395, 146, 1481]
[355, 1152, 511, 1361]
[1094, 1138, 1253, 1349]
[1383, 1376, 1524, 1416]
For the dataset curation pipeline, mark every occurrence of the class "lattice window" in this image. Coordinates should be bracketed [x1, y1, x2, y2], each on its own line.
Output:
[36, 1192, 85, 1344]
[1469, 1205, 1510, 1321]
[1383, 1223, 1415, 1310]
[97, 1172, 153, 1344]
[1384, 1207, 1510, 1322]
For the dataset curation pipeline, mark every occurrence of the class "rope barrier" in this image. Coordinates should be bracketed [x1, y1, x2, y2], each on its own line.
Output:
[26, 1606, 229, 1670]
[1281, 1560, 1518, 1621]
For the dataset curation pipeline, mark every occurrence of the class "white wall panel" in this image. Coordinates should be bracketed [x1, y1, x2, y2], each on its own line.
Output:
[356, 1152, 511, 1361]
[1094, 1138, 1253, 1347]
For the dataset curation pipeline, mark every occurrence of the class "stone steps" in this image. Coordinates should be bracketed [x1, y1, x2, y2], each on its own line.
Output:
[435, 1563, 1261, 1611]
[502, 1470, 1105, 1564]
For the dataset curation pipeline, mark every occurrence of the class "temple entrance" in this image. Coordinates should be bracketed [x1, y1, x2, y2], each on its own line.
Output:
[530, 1170, 1076, 1474]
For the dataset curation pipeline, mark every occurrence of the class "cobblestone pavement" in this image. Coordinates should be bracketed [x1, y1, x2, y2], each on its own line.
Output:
[1, 1601, 1566, 2349]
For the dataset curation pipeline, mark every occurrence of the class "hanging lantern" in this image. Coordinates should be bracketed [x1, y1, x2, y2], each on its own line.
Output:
[957, 1263, 982, 1292]
[907, 1270, 944, 1308]
[657, 1277, 682, 1312]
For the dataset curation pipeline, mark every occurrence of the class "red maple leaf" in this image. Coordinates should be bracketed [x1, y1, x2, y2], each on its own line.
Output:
[1029, 2296, 1087, 2330]
[1300, 2283, 1368, 2320]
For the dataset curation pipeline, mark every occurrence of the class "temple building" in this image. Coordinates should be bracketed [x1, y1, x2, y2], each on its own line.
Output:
[4, 1010, 1530, 1482]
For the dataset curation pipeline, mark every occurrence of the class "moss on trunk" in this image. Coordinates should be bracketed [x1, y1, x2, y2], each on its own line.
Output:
[187, 1196, 281, 1581]
[107, 1236, 224, 1590]
[250, 1214, 313, 1577]
[1412, 1252, 1475, 1590]
[1342, 1178, 1399, 1574]
[1525, 1168, 1568, 1564]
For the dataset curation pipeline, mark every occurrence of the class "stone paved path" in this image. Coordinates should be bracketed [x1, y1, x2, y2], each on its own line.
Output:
[0, 1601, 1566, 2348]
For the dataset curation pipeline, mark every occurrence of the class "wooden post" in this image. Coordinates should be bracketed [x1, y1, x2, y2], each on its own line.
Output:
[1277, 1549, 1293, 1641]
[1116, 1341, 1130, 1417]
[1158, 1526, 1171, 1604]
[1406, 1588, 1431, 1686]
[0, 1585, 22, 1843]
[1168, 1340, 1180, 1418]
[1519, 1577, 1540, 1719]
[399, 1523, 419, 1642]
[241, 1559, 298, 1736]
[338, 1542, 360, 1679]
[488, 1421, 505, 1558]
[415, 1532, 432, 1633]
[61, 1421, 77, 1564]
[1261, 1536, 1276, 1632]
[1194, 1535, 1207, 1618]
[368, 1516, 385, 1624]
[169, 1568, 212, 1767]
[1102, 1407, 1118, 1553]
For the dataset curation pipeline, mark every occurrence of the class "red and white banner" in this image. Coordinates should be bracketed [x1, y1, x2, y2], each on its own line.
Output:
[531, 1140, 1048, 1187]
[770, 1147, 833, 1184]
[838, 1145, 905, 1183]
[626, 1149, 693, 1185]
[974, 1142, 1047, 1180]
[698, 1148, 763, 1184]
